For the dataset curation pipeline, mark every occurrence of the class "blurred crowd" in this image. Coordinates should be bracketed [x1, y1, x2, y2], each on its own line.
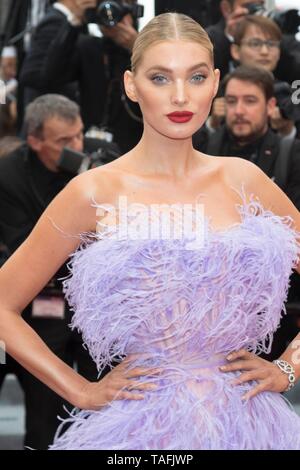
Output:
[0, 0, 300, 449]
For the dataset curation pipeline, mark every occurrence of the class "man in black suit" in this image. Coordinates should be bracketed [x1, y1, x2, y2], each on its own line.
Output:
[0, 94, 102, 449]
[207, 0, 300, 83]
[20, 0, 143, 153]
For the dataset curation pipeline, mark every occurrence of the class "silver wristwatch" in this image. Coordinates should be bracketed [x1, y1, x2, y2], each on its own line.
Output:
[273, 359, 296, 391]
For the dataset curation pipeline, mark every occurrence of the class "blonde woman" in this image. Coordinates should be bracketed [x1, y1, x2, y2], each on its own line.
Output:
[0, 13, 300, 449]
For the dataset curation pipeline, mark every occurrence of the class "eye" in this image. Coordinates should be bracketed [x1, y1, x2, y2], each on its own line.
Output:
[58, 138, 70, 146]
[190, 73, 206, 84]
[225, 98, 236, 105]
[150, 74, 168, 84]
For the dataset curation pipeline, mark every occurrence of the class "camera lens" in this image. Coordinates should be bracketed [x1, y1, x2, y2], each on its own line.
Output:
[244, 3, 265, 15]
[96, 1, 126, 27]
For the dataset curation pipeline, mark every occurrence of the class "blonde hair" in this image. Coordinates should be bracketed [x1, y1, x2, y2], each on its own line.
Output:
[131, 13, 214, 73]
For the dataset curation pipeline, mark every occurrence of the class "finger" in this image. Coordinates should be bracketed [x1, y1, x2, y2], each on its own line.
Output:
[116, 355, 141, 369]
[226, 349, 252, 361]
[125, 367, 162, 378]
[220, 360, 256, 372]
[242, 381, 269, 401]
[114, 22, 131, 32]
[126, 381, 157, 391]
[231, 370, 264, 385]
[118, 391, 144, 401]
[123, 353, 151, 363]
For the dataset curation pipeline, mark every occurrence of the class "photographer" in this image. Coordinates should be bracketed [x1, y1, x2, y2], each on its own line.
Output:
[207, 0, 300, 83]
[0, 94, 118, 449]
[208, 16, 300, 137]
[20, 1, 144, 153]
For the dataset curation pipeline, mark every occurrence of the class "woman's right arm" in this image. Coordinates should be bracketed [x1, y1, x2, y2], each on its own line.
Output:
[0, 176, 97, 407]
[0, 173, 158, 409]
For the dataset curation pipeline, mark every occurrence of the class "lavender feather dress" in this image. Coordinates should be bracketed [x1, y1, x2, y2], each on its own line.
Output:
[50, 197, 300, 450]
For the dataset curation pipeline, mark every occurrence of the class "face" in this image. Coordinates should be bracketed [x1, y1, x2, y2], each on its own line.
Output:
[124, 40, 220, 141]
[225, 78, 275, 144]
[0, 57, 17, 81]
[28, 115, 84, 171]
[231, 25, 280, 72]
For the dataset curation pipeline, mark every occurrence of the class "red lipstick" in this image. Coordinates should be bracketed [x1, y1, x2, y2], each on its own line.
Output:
[167, 111, 194, 123]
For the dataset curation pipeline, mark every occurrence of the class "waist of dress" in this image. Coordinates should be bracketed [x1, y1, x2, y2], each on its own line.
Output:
[127, 352, 228, 370]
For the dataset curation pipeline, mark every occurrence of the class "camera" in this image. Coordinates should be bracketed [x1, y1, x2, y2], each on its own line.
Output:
[270, 9, 300, 36]
[57, 143, 120, 176]
[87, 1, 144, 27]
[274, 82, 300, 123]
[243, 2, 265, 16]
[243, 3, 300, 35]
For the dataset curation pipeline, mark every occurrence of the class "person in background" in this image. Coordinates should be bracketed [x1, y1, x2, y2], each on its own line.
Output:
[20, 0, 143, 153]
[0, 45, 18, 136]
[209, 16, 300, 137]
[207, 0, 300, 83]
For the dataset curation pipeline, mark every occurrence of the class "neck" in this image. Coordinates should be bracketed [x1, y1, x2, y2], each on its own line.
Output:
[128, 124, 201, 179]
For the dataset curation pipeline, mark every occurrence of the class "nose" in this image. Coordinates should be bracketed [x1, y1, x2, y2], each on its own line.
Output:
[260, 43, 269, 54]
[234, 100, 246, 115]
[171, 79, 188, 106]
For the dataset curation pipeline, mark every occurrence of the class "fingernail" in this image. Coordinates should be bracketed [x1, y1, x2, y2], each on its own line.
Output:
[227, 354, 233, 360]
[219, 365, 226, 370]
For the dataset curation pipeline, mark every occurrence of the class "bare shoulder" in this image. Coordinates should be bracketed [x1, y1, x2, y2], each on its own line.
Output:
[214, 155, 262, 185]
[215, 155, 300, 223]
[46, 164, 123, 232]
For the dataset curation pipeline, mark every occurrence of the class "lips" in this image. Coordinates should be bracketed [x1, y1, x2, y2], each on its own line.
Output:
[167, 111, 194, 123]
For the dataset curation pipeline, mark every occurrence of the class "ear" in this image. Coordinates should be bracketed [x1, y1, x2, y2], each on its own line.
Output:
[267, 97, 277, 117]
[27, 135, 43, 153]
[213, 69, 221, 98]
[220, 0, 233, 19]
[124, 70, 138, 103]
[230, 44, 241, 62]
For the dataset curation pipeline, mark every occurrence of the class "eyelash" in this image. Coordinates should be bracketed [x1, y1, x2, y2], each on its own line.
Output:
[150, 73, 207, 84]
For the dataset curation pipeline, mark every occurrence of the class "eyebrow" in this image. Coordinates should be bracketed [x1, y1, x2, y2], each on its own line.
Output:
[225, 94, 258, 99]
[145, 63, 210, 73]
[56, 128, 84, 140]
